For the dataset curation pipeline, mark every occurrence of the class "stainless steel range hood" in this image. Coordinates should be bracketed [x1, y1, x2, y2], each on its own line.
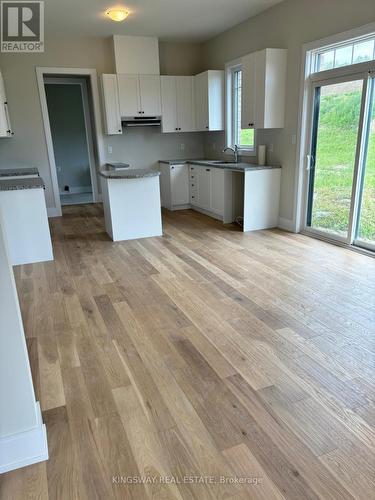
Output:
[122, 116, 161, 127]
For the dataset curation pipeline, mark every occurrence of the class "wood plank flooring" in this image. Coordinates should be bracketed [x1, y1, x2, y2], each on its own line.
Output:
[1, 204, 374, 499]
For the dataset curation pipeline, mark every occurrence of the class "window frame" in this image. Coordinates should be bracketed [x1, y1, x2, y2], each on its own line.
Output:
[225, 59, 256, 157]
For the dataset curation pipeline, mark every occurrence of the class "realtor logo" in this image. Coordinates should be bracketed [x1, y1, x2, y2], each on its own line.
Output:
[1, 1, 44, 52]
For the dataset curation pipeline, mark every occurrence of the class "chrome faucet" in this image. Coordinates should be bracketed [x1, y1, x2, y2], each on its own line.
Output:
[223, 144, 239, 163]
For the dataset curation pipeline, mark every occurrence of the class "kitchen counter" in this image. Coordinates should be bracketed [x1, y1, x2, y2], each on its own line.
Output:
[99, 166, 160, 179]
[0, 177, 45, 191]
[0, 167, 39, 178]
[159, 159, 281, 172]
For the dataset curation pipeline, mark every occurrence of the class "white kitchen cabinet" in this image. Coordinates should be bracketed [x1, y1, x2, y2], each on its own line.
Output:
[161, 76, 195, 133]
[194, 70, 224, 132]
[101, 74, 122, 135]
[139, 75, 161, 116]
[117, 74, 139, 117]
[197, 166, 211, 210]
[241, 48, 287, 130]
[118, 74, 161, 117]
[0, 71, 13, 138]
[210, 168, 225, 215]
[159, 163, 190, 210]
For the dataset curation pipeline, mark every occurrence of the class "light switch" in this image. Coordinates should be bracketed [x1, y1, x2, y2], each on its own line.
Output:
[107, 145, 113, 155]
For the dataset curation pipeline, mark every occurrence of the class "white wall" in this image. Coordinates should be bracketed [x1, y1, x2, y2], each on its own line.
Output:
[0, 38, 205, 212]
[202, 0, 375, 222]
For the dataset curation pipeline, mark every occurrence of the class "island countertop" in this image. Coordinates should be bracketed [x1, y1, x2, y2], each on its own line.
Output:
[0, 177, 45, 191]
[0, 167, 39, 177]
[159, 159, 281, 172]
[99, 167, 160, 179]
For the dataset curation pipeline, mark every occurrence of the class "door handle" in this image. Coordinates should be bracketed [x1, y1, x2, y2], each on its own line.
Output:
[306, 155, 315, 171]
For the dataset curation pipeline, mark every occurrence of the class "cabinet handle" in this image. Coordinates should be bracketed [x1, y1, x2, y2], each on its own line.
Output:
[171, 166, 174, 170]
[206, 126, 209, 129]
[191, 196, 195, 199]
[249, 123, 254, 127]
[191, 184, 194, 187]
[206, 168, 210, 172]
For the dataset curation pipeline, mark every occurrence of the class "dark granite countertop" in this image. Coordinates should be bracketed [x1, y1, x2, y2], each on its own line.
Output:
[99, 167, 160, 179]
[0, 167, 39, 177]
[0, 177, 45, 191]
[159, 159, 281, 172]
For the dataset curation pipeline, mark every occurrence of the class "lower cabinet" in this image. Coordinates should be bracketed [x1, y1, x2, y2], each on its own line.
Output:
[189, 164, 225, 218]
[160, 163, 190, 210]
[160, 162, 281, 231]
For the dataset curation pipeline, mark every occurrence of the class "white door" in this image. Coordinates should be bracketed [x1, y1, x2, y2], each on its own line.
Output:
[102, 74, 122, 135]
[0, 72, 11, 137]
[198, 166, 211, 210]
[161, 76, 178, 133]
[170, 165, 189, 206]
[176, 76, 195, 132]
[194, 72, 208, 131]
[241, 52, 257, 130]
[139, 75, 161, 116]
[210, 168, 225, 215]
[117, 74, 140, 117]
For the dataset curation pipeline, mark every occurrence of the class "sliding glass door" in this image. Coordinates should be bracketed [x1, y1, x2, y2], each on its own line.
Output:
[354, 77, 375, 251]
[305, 71, 375, 252]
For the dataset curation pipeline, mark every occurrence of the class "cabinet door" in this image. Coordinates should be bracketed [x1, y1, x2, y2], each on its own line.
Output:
[170, 165, 189, 206]
[118, 74, 140, 117]
[210, 168, 225, 215]
[102, 74, 122, 135]
[241, 52, 257, 130]
[194, 72, 208, 131]
[161, 76, 178, 133]
[139, 75, 161, 116]
[176, 76, 195, 132]
[198, 166, 211, 210]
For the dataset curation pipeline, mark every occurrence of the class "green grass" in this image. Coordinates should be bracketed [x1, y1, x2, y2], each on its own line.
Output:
[311, 89, 375, 242]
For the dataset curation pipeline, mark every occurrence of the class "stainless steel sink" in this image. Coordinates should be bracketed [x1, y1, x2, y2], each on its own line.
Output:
[209, 161, 238, 165]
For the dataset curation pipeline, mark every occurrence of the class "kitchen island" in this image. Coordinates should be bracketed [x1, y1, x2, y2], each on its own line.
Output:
[0, 175, 53, 265]
[99, 166, 163, 242]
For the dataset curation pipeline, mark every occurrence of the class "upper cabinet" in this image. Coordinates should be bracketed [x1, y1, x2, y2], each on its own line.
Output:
[242, 48, 287, 130]
[101, 74, 122, 135]
[0, 71, 13, 138]
[161, 76, 195, 133]
[194, 70, 224, 132]
[118, 74, 161, 117]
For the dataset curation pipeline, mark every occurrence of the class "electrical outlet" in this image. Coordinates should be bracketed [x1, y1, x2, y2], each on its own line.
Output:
[180, 143, 185, 151]
[107, 145, 113, 155]
[269, 143, 274, 153]
[291, 134, 297, 145]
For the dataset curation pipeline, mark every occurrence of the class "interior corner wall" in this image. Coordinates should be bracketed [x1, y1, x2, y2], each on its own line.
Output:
[201, 0, 375, 222]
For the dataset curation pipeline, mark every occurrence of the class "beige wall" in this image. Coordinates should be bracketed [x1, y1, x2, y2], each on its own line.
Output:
[0, 38, 204, 210]
[202, 0, 375, 221]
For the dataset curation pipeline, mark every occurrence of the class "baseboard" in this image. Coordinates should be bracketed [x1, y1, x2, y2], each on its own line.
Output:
[0, 402, 48, 474]
[47, 207, 61, 218]
[278, 217, 296, 232]
[59, 186, 92, 195]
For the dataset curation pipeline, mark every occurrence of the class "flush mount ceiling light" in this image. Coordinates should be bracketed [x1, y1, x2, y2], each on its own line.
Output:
[106, 8, 130, 22]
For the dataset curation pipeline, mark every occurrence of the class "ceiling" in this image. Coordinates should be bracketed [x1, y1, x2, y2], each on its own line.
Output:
[45, 0, 284, 42]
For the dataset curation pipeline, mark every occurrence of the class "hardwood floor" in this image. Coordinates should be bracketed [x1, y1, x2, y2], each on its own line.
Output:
[1, 204, 374, 499]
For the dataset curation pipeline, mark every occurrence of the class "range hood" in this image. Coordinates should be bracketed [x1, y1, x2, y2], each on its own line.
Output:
[122, 116, 161, 127]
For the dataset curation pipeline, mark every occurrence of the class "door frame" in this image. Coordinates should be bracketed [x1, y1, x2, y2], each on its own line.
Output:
[36, 67, 105, 217]
[44, 77, 98, 203]
[301, 70, 370, 245]
[294, 22, 375, 236]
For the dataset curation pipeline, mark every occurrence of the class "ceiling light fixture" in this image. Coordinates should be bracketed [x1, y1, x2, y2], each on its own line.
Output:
[106, 9, 130, 22]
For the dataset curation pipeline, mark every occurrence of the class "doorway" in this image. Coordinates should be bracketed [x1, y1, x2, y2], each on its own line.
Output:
[304, 70, 375, 253]
[44, 77, 96, 206]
